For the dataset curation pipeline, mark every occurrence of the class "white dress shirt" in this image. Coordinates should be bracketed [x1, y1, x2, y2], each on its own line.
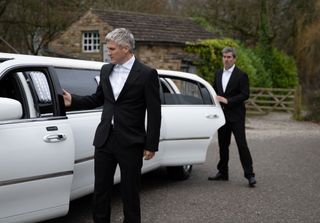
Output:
[109, 55, 135, 100]
[222, 64, 235, 92]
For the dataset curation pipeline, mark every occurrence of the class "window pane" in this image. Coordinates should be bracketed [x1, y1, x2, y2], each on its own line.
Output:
[55, 68, 100, 97]
[162, 77, 204, 105]
[200, 85, 214, 105]
[83, 31, 100, 52]
[55, 68, 101, 111]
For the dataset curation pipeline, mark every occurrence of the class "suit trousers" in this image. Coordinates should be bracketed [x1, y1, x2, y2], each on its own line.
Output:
[217, 121, 255, 179]
[93, 128, 144, 223]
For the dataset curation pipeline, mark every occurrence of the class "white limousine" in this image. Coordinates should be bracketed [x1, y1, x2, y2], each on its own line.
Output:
[0, 53, 225, 223]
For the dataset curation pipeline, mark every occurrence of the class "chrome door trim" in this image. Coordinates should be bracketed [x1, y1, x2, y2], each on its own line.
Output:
[0, 171, 73, 187]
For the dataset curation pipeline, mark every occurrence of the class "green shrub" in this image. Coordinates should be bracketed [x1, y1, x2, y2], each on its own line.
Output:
[236, 46, 272, 87]
[271, 48, 298, 88]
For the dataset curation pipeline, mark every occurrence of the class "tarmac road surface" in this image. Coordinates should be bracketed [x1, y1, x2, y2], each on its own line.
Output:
[44, 113, 320, 223]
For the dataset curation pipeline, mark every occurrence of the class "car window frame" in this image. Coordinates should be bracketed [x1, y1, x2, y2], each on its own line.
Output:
[159, 75, 214, 106]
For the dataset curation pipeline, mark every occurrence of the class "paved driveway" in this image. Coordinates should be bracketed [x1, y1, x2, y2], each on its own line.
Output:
[44, 113, 320, 223]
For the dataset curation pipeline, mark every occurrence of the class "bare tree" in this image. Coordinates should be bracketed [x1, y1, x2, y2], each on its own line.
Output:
[0, 0, 90, 54]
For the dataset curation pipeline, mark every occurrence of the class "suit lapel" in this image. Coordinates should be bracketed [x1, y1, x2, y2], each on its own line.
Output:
[104, 64, 116, 101]
[216, 70, 224, 95]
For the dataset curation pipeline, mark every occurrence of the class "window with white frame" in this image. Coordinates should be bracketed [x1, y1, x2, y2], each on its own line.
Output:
[82, 31, 100, 52]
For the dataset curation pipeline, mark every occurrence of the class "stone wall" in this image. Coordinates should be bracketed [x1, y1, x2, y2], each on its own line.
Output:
[135, 44, 189, 70]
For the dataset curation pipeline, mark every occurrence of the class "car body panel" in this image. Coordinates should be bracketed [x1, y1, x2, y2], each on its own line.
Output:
[160, 105, 224, 165]
[0, 119, 75, 223]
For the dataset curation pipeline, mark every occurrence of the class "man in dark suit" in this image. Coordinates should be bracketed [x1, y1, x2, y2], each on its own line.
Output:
[208, 47, 256, 187]
[63, 28, 161, 223]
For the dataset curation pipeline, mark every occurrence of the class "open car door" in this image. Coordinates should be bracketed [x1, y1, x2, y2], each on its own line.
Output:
[0, 66, 75, 223]
[159, 71, 225, 167]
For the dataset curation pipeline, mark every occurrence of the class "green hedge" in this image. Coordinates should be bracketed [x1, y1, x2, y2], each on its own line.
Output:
[186, 38, 297, 88]
[270, 48, 298, 88]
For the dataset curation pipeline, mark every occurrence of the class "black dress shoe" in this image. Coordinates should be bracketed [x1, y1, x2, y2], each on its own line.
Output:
[208, 172, 229, 181]
[248, 176, 257, 187]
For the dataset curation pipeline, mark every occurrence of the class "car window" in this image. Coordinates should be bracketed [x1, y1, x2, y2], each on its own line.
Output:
[161, 76, 214, 105]
[54, 67, 100, 96]
[54, 67, 101, 112]
[200, 85, 214, 105]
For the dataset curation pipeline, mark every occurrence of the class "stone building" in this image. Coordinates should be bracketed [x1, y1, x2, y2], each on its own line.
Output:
[48, 9, 215, 72]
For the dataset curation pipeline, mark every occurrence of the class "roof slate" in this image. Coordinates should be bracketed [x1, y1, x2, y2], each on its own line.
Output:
[92, 9, 215, 44]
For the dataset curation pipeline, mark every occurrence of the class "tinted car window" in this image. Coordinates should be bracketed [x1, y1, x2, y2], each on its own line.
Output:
[55, 68, 100, 96]
[161, 76, 214, 105]
[200, 85, 214, 105]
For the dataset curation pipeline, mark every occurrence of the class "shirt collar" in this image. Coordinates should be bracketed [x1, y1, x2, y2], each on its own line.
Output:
[224, 64, 235, 73]
[120, 55, 135, 70]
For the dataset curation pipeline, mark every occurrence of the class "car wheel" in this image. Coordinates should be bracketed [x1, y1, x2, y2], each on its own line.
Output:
[166, 165, 193, 180]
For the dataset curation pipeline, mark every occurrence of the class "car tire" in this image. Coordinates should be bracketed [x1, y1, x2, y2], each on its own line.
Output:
[166, 165, 193, 180]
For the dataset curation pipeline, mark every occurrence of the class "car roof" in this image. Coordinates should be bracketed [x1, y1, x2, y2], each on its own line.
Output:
[0, 53, 105, 70]
[0, 53, 208, 85]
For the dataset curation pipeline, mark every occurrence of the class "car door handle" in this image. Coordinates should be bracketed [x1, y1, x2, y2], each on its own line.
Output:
[206, 114, 219, 119]
[43, 133, 67, 143]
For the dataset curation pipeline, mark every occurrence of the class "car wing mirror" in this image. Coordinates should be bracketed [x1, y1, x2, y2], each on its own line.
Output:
[0, 97, 23, 121]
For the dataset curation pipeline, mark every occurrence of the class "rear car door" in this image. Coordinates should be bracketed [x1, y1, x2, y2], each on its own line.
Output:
[0, 65, 75, 223]
[159, 72, 225, 166]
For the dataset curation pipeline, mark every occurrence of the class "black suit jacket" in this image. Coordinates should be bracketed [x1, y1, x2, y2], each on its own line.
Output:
[71, 60, 161, 151]
[213, 66, 249, 123]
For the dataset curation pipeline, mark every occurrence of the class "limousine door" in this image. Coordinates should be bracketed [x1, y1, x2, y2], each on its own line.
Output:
[159, 74, 225, 166]
[0, 68, 75, 222]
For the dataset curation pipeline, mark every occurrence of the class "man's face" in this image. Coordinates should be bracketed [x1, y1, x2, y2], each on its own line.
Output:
[223, 52, 236, 70]
[106, 40, 130, 64]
